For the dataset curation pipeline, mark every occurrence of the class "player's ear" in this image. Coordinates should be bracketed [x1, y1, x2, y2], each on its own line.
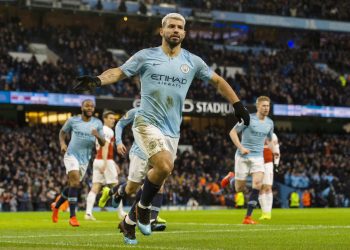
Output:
[160, 27, 164, 37]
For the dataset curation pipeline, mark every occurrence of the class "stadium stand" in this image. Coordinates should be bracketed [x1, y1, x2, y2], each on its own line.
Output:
[1, 18, 349, 106]
[0, 123, 349, 211]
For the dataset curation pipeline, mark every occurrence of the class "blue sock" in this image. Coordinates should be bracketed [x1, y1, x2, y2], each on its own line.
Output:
[68, 187, 78, 218]
[55, 187, 69, 209]
[246, 189, 259, 216]
[140, 177, 161, 207]
[110, 182, 126, 196]
[151, 193, 163, 220]
[128, 188, 142, 222]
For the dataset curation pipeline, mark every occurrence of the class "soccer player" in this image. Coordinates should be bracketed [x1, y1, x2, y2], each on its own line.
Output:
[98, 107, 167, 231]
[229, 96, 274, 224]
[85, 110, 118, 220]
[51, 99, 105, 227]
[259, 133, 280, 220]
[72, 13, 250, 244]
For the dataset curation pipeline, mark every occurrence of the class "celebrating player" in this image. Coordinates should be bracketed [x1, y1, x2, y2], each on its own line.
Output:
[98, 107, 167, 231]
[51, 99, 105, 227]
[72, 13, 250, 244]
[259, 133, 280, 220]
[85, 110, 118, 220]
[229, 96, 274, 224]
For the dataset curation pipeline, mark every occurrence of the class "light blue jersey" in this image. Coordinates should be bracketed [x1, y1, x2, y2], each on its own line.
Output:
[62, 116, 104, 165]
[120, 46, 213, 138]
[234, 113, 274, 158]
[115, 108, 147, 160]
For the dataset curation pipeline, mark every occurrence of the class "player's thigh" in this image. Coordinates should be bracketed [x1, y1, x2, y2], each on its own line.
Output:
[164, 136, 179, 162]
[234, 155, 249, 181]
[104, 160, 118, 185]
[262, 162, 274, 186]
[250, 157, 264, 174]
[92, 159, 105, 185]
[64, 154, 88, 182]
[128, 154, 149, 183]
[132, 123, 173, 160]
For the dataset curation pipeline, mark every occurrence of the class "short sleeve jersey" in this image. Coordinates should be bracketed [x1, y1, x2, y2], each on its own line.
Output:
[120, 46, 213, 138]
[62, 116, 104, 164]
[234, 113, 274, 158]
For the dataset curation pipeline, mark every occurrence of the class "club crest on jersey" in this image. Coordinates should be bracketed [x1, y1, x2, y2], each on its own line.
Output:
[180, 64, 190, 74]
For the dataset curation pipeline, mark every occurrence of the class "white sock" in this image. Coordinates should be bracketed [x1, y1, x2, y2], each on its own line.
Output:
[259, 194, 267, 213]
[125, 214, 136, 225]
[265, 192, 273, 214]
[86, 191, 97, 215]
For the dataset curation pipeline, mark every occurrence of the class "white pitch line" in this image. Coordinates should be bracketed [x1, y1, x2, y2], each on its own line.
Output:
[0, 240, 219, 250]
[0, 225, 349, 240]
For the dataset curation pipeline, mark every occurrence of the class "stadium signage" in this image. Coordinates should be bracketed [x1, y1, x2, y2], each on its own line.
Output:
[133, 99, 234, 115]
[0, 91, 95, 107]
[273, 104, 350, 118]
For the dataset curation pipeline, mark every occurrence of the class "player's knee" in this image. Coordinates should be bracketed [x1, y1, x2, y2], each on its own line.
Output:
[69, 180, 80, 188]
[252, 180, 263, 190]
[125, 184, 138, 195]
[154, 159, 173, 178]
[235, 184, 245, 193]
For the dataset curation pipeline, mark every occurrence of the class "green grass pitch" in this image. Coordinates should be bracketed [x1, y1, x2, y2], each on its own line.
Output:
[0, 209, 349, 249]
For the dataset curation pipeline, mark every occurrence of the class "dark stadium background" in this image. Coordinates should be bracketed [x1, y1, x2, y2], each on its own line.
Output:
[0, 0, 349, 213]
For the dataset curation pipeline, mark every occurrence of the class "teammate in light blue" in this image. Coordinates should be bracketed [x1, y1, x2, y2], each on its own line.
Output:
[51, 99, 105, 227]
[229, 96, 274, 225]
[98, 107, 167, 232]
[73, 13, 250, 244]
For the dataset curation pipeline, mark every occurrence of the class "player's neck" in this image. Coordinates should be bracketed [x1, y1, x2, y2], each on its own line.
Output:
[257, 113, 266, 120]
[161, 43, 181, 58]
[82, 115, 91, 122]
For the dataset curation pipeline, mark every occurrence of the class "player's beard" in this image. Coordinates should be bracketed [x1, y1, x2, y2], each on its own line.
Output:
[165, 35, 183, 49]
[83, 110, 93, 118]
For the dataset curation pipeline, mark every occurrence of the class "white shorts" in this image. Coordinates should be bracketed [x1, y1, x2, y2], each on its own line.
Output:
[63, 154, 89, 181]
[128, 154, 148, 183]
[234, 155, 264, 180]
[132, 122, 179, 161]
[262, 162, 274, 185]
[92, 159, 118, 185]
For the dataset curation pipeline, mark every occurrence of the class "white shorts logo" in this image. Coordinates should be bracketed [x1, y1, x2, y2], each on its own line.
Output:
[180, 64, 190, 74]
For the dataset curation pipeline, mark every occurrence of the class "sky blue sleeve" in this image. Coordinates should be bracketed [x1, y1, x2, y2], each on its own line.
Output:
[119, 50, 145, 77]
[61, 118, 72, 133]
[115, 109, 137, 145]
[97, 120, 104, 138]
[194, 56, 214, 82]
[267, 122, 274, 140]
[233, 122, 246, 133]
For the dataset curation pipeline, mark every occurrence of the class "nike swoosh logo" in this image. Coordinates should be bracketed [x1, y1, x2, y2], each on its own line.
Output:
[152, 63, 161, 66]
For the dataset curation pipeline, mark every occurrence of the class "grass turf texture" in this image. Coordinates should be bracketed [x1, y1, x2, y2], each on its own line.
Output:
[0, 209, 349, 249]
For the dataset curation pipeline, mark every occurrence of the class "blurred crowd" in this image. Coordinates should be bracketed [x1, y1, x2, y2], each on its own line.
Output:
[143, 0, 350, 21]
[0, 123, 349, 211]
[1, 19, 349, 106]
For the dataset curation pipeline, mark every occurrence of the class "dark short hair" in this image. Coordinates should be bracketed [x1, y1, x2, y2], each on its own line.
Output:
[81, 99, 95, 106]
[103, 110, 115, 118]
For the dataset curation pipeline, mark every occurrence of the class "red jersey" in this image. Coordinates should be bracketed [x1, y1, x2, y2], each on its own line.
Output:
[96, 126, 115, 160]
[263, 146, 273, 163]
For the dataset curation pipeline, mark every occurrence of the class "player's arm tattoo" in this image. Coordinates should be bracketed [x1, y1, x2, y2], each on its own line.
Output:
[98, 68, 127, 85]
[209, 72, 240, 104]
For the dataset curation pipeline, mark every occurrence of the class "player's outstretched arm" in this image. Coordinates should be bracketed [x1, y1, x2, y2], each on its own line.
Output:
[209, 73, 250, 126]
[73, 68, 127, 93]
